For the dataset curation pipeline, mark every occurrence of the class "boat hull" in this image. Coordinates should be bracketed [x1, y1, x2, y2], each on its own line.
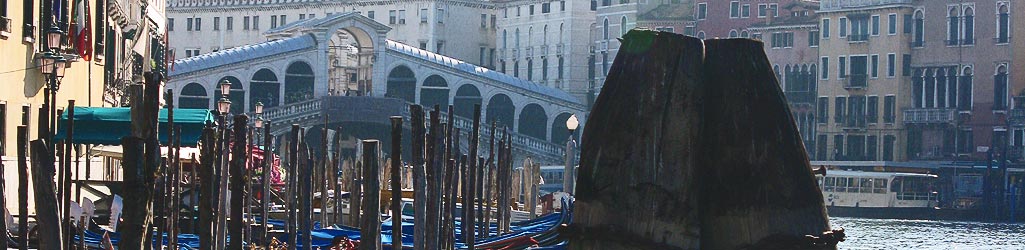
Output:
[826, 206, 985, 221]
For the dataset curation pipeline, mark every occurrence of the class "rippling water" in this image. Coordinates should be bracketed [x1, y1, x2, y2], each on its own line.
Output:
[830, 217, 1025, 249]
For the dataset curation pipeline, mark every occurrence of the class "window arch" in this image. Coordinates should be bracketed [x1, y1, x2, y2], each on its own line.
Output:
[995, 64, 1009, 110]
[914, 10, 925, 46]
[958, 66, 974, 111]
[559, 23, 565, 43]
[515, 28, 521, 48]
[620, 16, 628, 37]
[948, 7, 960, 45]
[740, 29, 749, 38]
[963, 6, 975, 45]
[543, 25, 549, 45]
[503, 29, 508, 49]
[179, 82, 210, 109]
[729, 29, 739, 38]
[997, 3, 1010, 43]
[697, 31, 706, 39]
[603, 18, 610, 40]
[528, 26, 534, 47]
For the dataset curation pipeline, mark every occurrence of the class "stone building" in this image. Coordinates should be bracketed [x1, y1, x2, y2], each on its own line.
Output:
[494, 0, 595, 103]
[749, 0, 820, 157]
[816, 0, 916, 162]
[905, 0, 1014, 162]
[693, 0, 801, 39]
[166, 0, 497, 66]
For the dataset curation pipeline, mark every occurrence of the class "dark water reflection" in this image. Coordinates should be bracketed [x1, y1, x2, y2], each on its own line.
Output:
[830, 217, 1025, 249]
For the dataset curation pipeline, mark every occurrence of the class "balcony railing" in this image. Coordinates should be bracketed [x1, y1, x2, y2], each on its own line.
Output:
[526, 47, 533, 58]
[599, 40, 608, 51]
[1009, 109, 1025, 125]
[903, 108, 956, 124]
[540, 45, 548, 55]
[512, 48, 520, 58]
[848, 34, 869, 42]
[994, 37, 1010, 44]
[844, 74, 868, 89]
[910, 40, 924, 48]
[0, 17, 11, 37]
[556, 43, 564, 54]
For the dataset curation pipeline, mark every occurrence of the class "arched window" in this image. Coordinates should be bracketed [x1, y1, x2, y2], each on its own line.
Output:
[958, 66, 973, 111]
[620, 16, 628, 36]
[914, 10, 925, 46]
[740, 30, 749, 38]
[948, 7, 959, 45]
[913, 69, 924, 108]
[179, 83, 210, 109]
[528, 26, 534, 47]
[995, 64, 1008, 110]
[559, 23, 565, 44]
[515, 28, 521, 48]
[543, 25, 549, 45]
[603, 18, 610, 40]
[502, 29, 508, 49]
[697, 31, 706, 39]
[963, 7, 975, 45]
[998, 4, 1009, 43]
[729, 29, 739, 38]
[936, 68, 948, 108]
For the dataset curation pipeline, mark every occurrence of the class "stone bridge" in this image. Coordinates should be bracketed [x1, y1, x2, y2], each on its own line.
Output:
[166, 12, 587, 164]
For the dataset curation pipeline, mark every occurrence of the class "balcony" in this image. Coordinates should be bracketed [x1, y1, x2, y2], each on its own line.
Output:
[526, 47, 533, 58]
[910, 40, 925, 48]
[1009, 109, 1025, 125]
[556, 43, 564, 54]
[848, 34, 869, 42]
[0, 17, 11, 37]
[903, 108, 956, 124]
[540, 45, 548, 56]
[994, 37, 1011, 44]
[599, 40, 608, 51]
[843, 74, 868, 89]
[512, 48, 520, 58]
[499, 49, 506, 58]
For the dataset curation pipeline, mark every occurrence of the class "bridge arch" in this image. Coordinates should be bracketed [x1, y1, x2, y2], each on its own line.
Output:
[217, 76, 245, 113]
[285, 61, 315, 104]
[179, 82, 210, 109]
[518, 103, 548, 140]
[454, 84, 483, 119]
[550, 112, 575, 144]
[250, 68, 281, 109]
[486, 93, 515, 130]
[386, 65, 417, 103]
[420, 74, 450, 109]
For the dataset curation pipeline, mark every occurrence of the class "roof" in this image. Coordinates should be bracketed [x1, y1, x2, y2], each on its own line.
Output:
[385, 40, 581, 105]
[265, 12, 391, 35]
[638, 4, 696, 21]
[55, 107, 215, 146]
[169, 34, 318, 76]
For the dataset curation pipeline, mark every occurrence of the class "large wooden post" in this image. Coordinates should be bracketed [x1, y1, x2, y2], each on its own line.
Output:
[229, 115, 249, 250]
[568, 31, 704, 250]
[261, 123, 273, 247]
[62, 100, 74, 248]
[299, 142, 313, 250]
[0, 125, 6, 250]
[389, 116, 403, 245]
[426, 108, 443, 250]
[199, 125, 216, 250]
[120, 72, 162, 250]
[482, 122, 496, 237]
[465, 104, 481, 248]
[494, 138, 505, 235]
[409, 105, 427, 250]
[16, 126, 29, 250]
[30, 140, 62, 250]
[333, 126, 344, 226]
[359, 140, 382, 250]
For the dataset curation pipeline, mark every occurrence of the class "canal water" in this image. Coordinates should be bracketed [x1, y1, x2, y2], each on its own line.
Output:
[831, 217, 1025, 249]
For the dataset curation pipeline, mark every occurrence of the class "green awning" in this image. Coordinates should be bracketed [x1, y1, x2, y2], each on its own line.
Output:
[55, 107, 215, 146]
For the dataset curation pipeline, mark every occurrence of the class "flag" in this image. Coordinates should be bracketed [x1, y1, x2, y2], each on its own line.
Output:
[71, 0, 92, 60]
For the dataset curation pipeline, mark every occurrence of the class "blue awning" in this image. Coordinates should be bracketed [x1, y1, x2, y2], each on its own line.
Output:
[55, 107, 214, 146]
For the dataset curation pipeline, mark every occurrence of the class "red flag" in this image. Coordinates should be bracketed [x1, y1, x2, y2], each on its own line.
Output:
[71, 0, 92, 60]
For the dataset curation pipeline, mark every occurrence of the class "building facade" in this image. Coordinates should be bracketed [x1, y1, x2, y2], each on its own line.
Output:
[816, 0, 915, 162]
[495, 0, 595, 103]
[166, 0, 497, 67]
[749, 0, 820, 156]
[693, 0, 801, 39]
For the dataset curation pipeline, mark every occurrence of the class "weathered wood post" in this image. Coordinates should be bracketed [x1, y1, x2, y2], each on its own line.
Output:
[697, 39, 833, 250]
[16, 126, 29, 250]
[299, 142, 313, 250]
[359, 140, 382, 250]
[389, 116, 403, 245]
[524, 158, 537, 220]
[495, 138, 505, 235]
[334, 126, 344, 225]
[119, 73, 162, 250]
[502, 132, 512, 233]
[0, 127, 6, 250]
[117, 135, 152, 250]
[409, 105, 427, 250]
[567, 31, 704, 250]
[466, 104, 481, 247]
[30, 139, 62, 250]
[164, 95, 176, 250]
[199, 125, 217, 250]
[215, 126, 233, 250]
[171, 126, 183, 250]
[261, 122, 273, 248]
[229, 115, 249, 250]
[287, 125, 300, 250]
[62, 100, 74, 248]
[482, 122, 496, 237]
[320, 126, 330, 227]
[426, 108, 443, 250]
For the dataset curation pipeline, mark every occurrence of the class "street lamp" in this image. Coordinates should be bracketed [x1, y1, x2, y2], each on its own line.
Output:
[218, 98, 232, 115]
[46, 25, 64, 52]
[563, 114, 579, 195]
[220, 79, 232, 97]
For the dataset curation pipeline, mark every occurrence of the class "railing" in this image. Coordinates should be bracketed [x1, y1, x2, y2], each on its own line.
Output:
[844, 74, 868, 89]
[526, 47, 533, 58]
[910, 40, 924, 48]
[599, 40, 608, 51]
[1009, 109, 1025, 125]
[259, 98, 322, 126]
[556, 43, 564, 55]
[0, 17, 11, 36]
[994, 37, 1011, 44]
[540, 45, 548, 56]
[848, 34, 869, 42]
[902, 108, 956, 124]
[512, 48, 520, 58]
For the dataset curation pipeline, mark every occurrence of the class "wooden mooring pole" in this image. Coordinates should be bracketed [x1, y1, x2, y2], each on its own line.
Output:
[62, 100, 74, 248]
[465, 104, 481, 249]
[262, 122, 273, 248]
[410, 105, 427, 250]
[389, 116, 403, 246]
[199, 125, 216, 250]
[229, 115, 249, 250]
[426, 108, 443, 250]
[16, 125, 29, 250]
[30, 139, 62, 250]
[359, 140, 382, 250]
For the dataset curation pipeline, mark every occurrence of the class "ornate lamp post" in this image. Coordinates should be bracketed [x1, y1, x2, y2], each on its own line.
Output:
[213, 79, 232, 250]
[39, 23, 67, 141]
[563, 114, 579, 195]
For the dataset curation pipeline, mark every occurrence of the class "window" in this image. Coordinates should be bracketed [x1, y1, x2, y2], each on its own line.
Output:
[963, 7, 975, 45]
[948, 7, 960, 45]
[390, 10, 397, 24]
[818, 97, 829, 124]
[21, 0, 31, 39]
[888, 13, 897, 35]
[883, 135, 895, 160]
[168, 18, 175, 31]
[809, 31, 820, 47]
[730, 1, 740, 18]
[816, 135, 828, 160]
[822, 19, 830, 38]
[697, 3, 707, 20]
[758, 4, 767, 18]
[884, 95, 896, 123]
[849, 16, 867, 41]
[419, 41, 427, 50]
[558, 56, 564, 79]
[436, 8, 444, 24]
[603, 18, 610, 39]
[368, 11, 375, 20]
[481, 14, 487, 28]
[280, 15, 286, 25]
[839, 17, 847, 37]
[195, 18, 202, 31]
[480, 47, 486, 65]
[271, 15, 278, 28]
[514, 61, 519, 77]
[562, 1, 566, 11]
[591, 0, 596, 11]
[839, 56, 847, 79]
[529, 5, 535, 15]
[187, 18, 193, 31]
[914, 11, 924, 46]
[0, 102, 5, 156]
[821, 57, 829, 79]
[243, 16, 250, 30]
[871, 55, 879, 78]
[871, 15, 880, 35]
[421, 8, 428, 23]
[399, 10, 406, 24]
[902, 54, 912, 76]
[542, 3, 550, 13]
[887, 54, 896, 77]
[835, 96, 846, 123]
[904, 13, 913, 34]
[849, 56, 867, 86]
[602, 52, 609, 76]
[868, 96, 879, 123]
[958, 129, 973, 154]
[998, 4, 1009, 43]
[833, 134, 845, 160]
[491, 15, 496, 28]
[995, 65, 1008, 110]
[226, 17, 233, 30]
[621, 16, 628, 36]
[299, 14, 305, 20]
[253, 16, 260, 30]
[542, 58, 549, 80]
[517, 6, 522, 16]
[867, 135, 878, 161]
[769, 3, 778, 17]
[741, 4, 750, 18]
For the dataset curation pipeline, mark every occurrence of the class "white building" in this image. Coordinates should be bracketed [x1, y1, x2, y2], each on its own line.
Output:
[494, 0, 595, 104]
[166, 0, 497, 65]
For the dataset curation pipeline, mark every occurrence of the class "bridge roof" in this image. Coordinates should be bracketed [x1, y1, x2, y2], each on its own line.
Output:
[385, 40, 582, 105]
[169, 34, 318, 77]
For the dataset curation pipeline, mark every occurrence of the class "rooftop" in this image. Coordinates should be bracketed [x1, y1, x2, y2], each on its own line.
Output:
[170, 34, 318, 77]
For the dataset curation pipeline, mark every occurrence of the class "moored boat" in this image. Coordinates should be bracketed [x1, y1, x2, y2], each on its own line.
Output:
[817, 170, 940, 219]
